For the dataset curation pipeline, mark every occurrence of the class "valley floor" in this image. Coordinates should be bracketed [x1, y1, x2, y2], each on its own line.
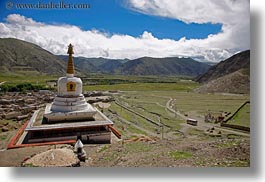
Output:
[0, 90, 250, 167]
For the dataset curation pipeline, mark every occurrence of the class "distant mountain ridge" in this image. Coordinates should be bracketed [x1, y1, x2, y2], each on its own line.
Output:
[58, 55, 211, 77]
[57, 55, 127, 74]
[0, 38, 211, 77]
[114, 57, 211, 76]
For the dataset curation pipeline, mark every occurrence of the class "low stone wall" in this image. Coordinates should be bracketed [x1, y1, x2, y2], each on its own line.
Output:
[0, 91, 55, 121]
[220, 123, 250, 132]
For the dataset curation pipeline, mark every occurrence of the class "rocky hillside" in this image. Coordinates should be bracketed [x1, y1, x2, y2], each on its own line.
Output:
[195, 50, 250, 94]
[196, 50, 250, 83]
[195, 69, 250, 94]
[0, 38, 66, 75]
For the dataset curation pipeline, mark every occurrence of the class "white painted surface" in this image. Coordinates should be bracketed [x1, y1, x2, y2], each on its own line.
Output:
[57, 76, 82, 96]
[50, 96, 92, 112]
[74, 139, 84, 149]
[44, 103, 96, 122]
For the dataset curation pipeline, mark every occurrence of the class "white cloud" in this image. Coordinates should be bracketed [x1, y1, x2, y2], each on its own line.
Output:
[6, 14, 43, 26]
[127, 0, 250, 54]
[0, 1, 250, 63]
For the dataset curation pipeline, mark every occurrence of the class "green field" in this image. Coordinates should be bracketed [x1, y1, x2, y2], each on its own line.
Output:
[0, 73, 249, 130]
[107, 90, 250, 135]
[84, 82, 198, 91]
[108, 102, 158, 136]
[227, 103, 250, 127]
[0, 72, 196, 90]
[115, 90, 249, 117]
[0, 72, 58, 85]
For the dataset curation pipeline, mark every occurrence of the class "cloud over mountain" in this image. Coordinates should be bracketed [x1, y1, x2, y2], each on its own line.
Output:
[0, 0, 249, 62]
[127, 0, 250, 53]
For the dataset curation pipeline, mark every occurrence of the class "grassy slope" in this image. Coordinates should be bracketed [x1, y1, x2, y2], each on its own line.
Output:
[0, 72, 57, 85]
[226, 103, 250, 127]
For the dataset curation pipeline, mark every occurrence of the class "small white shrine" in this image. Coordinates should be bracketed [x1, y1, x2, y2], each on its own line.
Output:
[44, 44, 96, 122]
[21, 44, 119, 145]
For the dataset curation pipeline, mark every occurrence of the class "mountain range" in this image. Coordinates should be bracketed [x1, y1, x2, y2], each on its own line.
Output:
[57, 55, 128, 74]
[58, 55, 211, 76]
[0, 38, 211, 77]
[0, 38, 250, 94]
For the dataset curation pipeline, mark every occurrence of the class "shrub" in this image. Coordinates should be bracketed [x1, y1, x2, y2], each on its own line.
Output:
[0, 83, 47, 92]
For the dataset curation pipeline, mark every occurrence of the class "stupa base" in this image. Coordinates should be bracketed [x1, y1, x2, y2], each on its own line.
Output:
[19, 107, 114, 145]
[44, 103, 97, 122]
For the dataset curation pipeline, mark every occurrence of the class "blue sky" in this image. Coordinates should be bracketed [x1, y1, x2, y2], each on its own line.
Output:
[0, 0, 249, 62]
[0, 0, 221, 40]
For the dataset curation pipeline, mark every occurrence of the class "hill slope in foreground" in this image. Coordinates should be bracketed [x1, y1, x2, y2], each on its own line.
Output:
[0, 38, 66, 75]
[195, 50, 250, 94]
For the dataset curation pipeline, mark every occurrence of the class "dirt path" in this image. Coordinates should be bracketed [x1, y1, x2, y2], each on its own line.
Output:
[166, 98, 189, 120]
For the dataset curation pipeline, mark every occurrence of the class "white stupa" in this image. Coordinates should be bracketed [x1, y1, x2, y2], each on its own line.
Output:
[44, 44, 96, 122]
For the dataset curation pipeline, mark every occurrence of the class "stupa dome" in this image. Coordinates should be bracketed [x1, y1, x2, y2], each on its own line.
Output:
[57, 76, 82, 97]
[56, 43, 82, 97]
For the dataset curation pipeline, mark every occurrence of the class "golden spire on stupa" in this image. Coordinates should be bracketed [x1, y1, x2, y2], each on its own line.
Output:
[67, 43, 74, 75]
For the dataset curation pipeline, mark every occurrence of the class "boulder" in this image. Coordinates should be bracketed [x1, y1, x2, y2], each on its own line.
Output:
[22, 148, 80, 167]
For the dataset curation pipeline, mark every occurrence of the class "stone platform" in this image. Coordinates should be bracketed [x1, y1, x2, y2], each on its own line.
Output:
[44, 95, 97, 122]
[44, 103, 96, 122]
[23, 107, 113, 144]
